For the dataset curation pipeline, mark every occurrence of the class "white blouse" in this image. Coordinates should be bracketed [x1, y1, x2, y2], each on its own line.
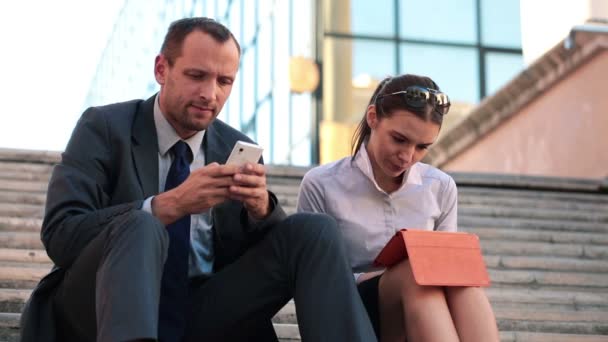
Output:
[297, 145, 457, 274]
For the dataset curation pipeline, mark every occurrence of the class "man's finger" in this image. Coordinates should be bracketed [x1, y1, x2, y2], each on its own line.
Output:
[233, 173, 265, 188]
[240, 163, 266, 176]
[229, 185, 264, 198]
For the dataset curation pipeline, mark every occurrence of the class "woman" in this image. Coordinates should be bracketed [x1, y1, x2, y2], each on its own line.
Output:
[297, 74, 499, 342]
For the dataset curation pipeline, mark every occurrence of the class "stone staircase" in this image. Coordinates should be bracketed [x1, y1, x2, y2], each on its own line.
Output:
[0, 148, 607, 342]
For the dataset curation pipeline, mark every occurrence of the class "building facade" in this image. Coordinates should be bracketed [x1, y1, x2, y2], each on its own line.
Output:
[84, 0, 524, 166]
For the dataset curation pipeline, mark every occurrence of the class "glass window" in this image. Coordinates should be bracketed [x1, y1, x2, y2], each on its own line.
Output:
[399, 0, 477, 44]
[400, 44, 479, 104]
[242, 0, 256, 45]
[485, 52, 524, 96]
[481, 0, 522, 48]
[257, 22, 272, 102]
[224, 71, 241, 129]
[258, 0, 273, 23]
[351, 39, 396, 81]
[229, 0, 242, 43]
[291, 93, 312, 154]
[241, 48, 256, 128]
[256, 99, 272, 160]
[324, 37, 396, 122]
[216, 0, 230, 18]
[326, 0, 395, 36]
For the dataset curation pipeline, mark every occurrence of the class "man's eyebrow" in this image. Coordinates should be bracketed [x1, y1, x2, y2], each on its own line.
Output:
[183, 68, 206, 74]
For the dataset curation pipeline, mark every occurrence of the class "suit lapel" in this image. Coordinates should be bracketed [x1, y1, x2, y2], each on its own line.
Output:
[131, 95, 159, 198]
[204, 122, 232, 165]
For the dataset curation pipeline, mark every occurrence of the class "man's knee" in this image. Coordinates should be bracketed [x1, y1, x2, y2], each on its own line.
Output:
[280, 212, 340, 247]
[107, 210, 168, 251]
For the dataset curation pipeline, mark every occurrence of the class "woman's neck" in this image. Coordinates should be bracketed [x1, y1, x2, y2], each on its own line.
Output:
[365, 147, 403, 194]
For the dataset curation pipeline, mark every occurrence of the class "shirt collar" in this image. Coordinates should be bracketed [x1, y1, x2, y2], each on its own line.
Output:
[353, 143, 423, 193]
[154, 94, 205, 159]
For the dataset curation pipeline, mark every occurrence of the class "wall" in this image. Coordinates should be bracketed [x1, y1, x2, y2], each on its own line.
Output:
[443, 50, 608, 179]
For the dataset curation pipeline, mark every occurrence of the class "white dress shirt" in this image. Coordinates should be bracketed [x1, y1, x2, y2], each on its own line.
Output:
[142, 96, 214, 278]
[297, 144, 457, 275]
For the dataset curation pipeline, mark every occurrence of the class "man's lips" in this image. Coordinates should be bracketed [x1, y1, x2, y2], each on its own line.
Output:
[190, 104, 214, 113]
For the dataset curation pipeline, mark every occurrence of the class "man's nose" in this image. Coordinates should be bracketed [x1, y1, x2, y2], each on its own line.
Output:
[198, 79, 217, 101]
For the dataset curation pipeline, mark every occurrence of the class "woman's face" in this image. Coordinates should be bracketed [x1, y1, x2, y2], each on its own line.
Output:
[365, 106, 440, 187]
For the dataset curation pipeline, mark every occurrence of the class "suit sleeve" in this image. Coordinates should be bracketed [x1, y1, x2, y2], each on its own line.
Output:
[42, 107, 143, 268]
[243, 191, 286, 233]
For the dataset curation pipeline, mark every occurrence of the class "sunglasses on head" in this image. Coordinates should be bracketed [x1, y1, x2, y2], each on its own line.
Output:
[376, 86, 451, 116]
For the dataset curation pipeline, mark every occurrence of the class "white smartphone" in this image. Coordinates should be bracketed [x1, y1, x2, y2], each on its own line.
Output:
[225, 140, 264, 166]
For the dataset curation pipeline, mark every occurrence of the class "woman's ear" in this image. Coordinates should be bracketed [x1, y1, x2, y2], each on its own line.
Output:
[366, 105, 378, 129]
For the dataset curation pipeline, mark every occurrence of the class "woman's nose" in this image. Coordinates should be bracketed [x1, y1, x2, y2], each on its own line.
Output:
[398, 146, 414, 163]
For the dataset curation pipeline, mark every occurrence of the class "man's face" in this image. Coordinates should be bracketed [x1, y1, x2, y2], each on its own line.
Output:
[155, 30, 240, 138]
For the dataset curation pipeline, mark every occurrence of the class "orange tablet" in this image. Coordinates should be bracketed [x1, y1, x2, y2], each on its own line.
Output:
[374, 229, 490, 287]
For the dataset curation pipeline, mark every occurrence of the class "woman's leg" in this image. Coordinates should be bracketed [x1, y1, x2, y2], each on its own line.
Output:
[445, 287, 500, 342]
[378, 260, 459, 342]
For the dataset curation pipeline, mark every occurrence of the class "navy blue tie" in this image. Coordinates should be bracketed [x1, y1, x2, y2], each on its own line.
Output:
[158, 141, 191, 342]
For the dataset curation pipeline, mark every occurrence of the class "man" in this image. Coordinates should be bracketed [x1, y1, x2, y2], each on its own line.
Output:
[20, 17, 375, 342]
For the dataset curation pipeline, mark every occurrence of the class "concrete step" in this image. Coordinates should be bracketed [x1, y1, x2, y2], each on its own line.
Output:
[0, 191, 46, 206]
[460, 216, 608, 233]
[274, 186, 608, 207]
[463, 227, 608, 246]
[500, 331, 608, 342]
[274, 323, 300, 341]
[2, 282, 606, 315]
[459, 194, 608, 212]
[0, 289, 31, 313]
[0, 161, 54, 175]
[486, 287, 608, 308]
[267, 184, 302, 196]
[488, 269, 608, 288]
[0, 312, 19, 342]
[460, 205, 608, 224]
[0, 289, 606, 340]
[0, 232, 43, 250]
[0, 180, 48, 194]
[458, 187, 608, 204]
[0, 204, 44, 219]
[0, 217, 42, 233]
[0, 264, 51, 288]
[484, 255, 608, 273]
[275, 194, 298, 209]
[272, 300, 608, 336]
[0, 170, 50, 183]
[0, 249, 50, 264]
[481, 240, 608, 259]
[498, 319, 608, 336]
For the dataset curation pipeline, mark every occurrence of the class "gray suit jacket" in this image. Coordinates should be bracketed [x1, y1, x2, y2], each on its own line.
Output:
[20, 95, 286, 342]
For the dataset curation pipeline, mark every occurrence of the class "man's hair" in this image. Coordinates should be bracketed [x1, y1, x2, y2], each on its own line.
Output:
[160, 17, 241, 66]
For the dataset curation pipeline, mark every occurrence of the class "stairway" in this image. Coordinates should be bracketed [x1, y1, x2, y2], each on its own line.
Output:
[0, 149, 607, 342]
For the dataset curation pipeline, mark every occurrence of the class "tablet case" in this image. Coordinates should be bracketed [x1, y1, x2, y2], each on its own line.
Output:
[374, 229, 490, 287]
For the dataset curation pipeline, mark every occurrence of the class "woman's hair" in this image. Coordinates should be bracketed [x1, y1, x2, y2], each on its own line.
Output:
[351, 74, 446, 156]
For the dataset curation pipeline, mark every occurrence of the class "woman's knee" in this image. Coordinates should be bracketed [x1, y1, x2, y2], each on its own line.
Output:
[381, 260, 445, 303]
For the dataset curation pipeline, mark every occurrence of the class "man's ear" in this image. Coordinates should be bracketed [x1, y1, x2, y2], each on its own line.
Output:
[154, 54, 167, 85]
[366, 105, 378, 129]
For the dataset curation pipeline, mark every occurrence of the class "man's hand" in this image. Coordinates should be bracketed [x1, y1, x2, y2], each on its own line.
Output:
[152, 163, 238, 225]
[228, 163, 271, 220]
